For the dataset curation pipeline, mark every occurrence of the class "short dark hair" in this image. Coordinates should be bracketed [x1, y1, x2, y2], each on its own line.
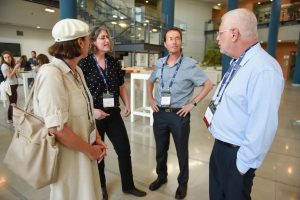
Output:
[164, 27, 182, 42]
[37, 54, 49, 65]
[48, 37, 85, 59]
[31, 51, 36, 54]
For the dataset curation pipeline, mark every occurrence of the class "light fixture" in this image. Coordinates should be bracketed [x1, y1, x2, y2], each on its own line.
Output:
[143, 23, 147, 26]
[260, 41, 263, 43]
[111, 21, 117, 25]
[217, 3, 221, 6]
[152, 28, 158, 32]
[257, 2, 261, 4]
[145, 19, 149, 23]
[112, 15, 118, 18]
[145, 0, 149, 3]
[120, 16, 124, 19]
[119, 22, 127, 28]
[278, 39, 282, 42]
[45, 8, 55, 13]
[137, 27, 142, 30]
[36, 26, 41, 29]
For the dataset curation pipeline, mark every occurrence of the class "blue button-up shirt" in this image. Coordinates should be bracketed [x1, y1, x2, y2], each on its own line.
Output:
[209, 43, 284, 173]
[149, 55, 208, 107]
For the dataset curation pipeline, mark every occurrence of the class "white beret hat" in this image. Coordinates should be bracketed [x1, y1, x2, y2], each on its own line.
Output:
[52, 18, 89, 42]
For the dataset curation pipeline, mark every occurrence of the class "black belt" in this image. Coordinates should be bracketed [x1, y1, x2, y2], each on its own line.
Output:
[216, 139, 239, 148]
[158, 107, 181, 113]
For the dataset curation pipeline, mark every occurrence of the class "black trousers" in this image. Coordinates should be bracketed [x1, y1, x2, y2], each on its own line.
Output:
[8, 84, 18, 120]
[153, 111, 190, 185]
[96, 107, 135, 191]
[209, 140, 256, 200]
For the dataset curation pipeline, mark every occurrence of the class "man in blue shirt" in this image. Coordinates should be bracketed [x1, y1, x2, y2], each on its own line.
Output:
[204, 8, 284, 200]
[147, 27, 212, 199]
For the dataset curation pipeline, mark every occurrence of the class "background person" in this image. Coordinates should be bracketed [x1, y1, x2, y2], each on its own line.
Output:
[28, 50, 38, 67]
[0, 51, 21, 123]
[147, 27, 212, 199]
[78, 26, 146, 200]
[205, 8, 284, 200]
[32, 19, 107, 200]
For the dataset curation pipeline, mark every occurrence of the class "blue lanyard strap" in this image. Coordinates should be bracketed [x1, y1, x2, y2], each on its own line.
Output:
[161, 56, 183, 89]
[93, 55, 109, 92]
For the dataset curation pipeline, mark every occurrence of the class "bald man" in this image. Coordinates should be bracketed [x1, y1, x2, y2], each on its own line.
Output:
[204, 8, 284, 200]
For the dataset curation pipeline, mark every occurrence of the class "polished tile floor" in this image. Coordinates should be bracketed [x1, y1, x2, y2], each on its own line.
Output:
[0, 78, 299, 200]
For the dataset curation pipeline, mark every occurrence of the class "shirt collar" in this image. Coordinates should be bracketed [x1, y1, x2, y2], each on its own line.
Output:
[163, 54, 183, 67]
[238, 43, 261, 67]
[51, 57, 73, 74]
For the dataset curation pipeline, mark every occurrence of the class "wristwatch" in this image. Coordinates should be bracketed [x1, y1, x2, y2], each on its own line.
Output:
[193, 100, 197, 107]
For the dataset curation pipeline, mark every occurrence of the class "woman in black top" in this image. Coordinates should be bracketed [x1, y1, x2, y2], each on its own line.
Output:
[78, 26, 146, 200]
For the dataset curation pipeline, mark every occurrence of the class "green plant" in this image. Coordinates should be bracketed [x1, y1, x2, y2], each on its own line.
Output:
[201, 49, 222, 67]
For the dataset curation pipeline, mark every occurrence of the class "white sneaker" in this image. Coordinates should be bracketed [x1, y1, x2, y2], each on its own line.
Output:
[6, 120, 13, 124]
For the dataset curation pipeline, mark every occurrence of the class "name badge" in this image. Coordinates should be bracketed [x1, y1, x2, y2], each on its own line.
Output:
[203, 100, 217, 128]
[89, 128, 96, 144]
[161, 90, 171, 107]
[103, 93, 114, 108]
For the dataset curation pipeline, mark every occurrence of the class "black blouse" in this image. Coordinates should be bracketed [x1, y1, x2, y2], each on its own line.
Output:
[78, 54, 125, 109]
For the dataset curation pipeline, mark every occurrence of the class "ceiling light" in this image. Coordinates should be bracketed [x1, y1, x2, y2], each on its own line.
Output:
[144, 23, 147, 26]
[111, 21, 117, 25]
[145, 19, 149, 23]
[257, 2, 261, 4]
[145, 0, 149, 3]
[119, 22, 127, 28]
[137, 27, 142, 30]
[45, 8, 55, 13]
[152, 28, 157, 32]
[36, 26, 41, 29]
[120, 16, 124, 19]
[113, 15, 118, 18]
[217, 3, 221, 6]
[278, 39, 282, 42]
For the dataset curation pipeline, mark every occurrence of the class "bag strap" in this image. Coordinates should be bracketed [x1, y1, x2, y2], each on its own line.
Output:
[24, 81, 35, 112]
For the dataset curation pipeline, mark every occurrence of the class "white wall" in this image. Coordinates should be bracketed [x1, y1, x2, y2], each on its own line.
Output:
[0, 24, 53, 58]
[174, 0, 212, 62]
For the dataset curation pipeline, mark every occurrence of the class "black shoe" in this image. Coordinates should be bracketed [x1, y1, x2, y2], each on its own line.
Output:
[175, 184, 187, 199]
[123, 187, 147, 197]
[101, 186, 108, 200]
[149, 178, 168, 191]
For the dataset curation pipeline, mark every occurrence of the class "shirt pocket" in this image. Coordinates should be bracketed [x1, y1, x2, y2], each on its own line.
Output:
[68, 89, 88, 117]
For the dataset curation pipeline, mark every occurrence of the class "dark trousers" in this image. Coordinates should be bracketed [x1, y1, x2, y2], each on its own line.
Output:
[153, 111, 190, 185]
[8, 84, 18, 120]
[96, 107, 135, 191]
[209, 140, 256, 200]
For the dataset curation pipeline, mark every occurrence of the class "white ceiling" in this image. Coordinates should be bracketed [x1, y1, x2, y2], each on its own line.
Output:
[0, 0, 222, 30]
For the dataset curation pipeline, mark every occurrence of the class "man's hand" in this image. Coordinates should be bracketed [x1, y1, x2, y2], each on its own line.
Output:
[149, 97, 159, 112]
[176, 102, 194, 117]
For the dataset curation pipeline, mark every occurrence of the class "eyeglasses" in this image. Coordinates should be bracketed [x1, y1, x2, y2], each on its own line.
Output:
[97, 35, 110, 40]
[216, 29, 233, 37]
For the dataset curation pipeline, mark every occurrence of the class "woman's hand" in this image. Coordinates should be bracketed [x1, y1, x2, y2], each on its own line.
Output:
[87, 144, 105, 161]
[123, 105, 131, 117]
[93, 108, 110, 120]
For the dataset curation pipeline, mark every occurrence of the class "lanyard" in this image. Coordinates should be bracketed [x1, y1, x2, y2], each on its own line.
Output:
[93, 55, 109, 93]
[61, 59, 94, 124]
[161, 55, 183, 90]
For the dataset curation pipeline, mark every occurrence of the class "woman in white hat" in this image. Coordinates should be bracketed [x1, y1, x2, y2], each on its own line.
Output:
[32, 18, 107, 200]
